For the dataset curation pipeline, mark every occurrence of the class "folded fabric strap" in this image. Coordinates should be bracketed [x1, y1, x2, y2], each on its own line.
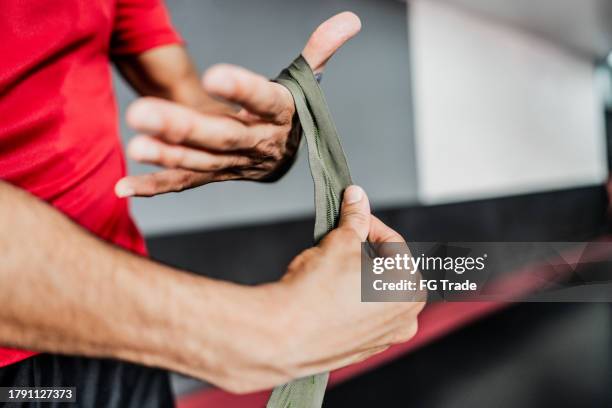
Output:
[269, 56, 353, 407]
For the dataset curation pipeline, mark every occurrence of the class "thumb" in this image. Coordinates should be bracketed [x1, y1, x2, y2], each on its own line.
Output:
[302, 12, 362, 75]
[337, 185, 371, 241]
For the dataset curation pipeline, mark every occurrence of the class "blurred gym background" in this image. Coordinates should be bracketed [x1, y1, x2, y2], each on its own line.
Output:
[113, 0, 612, 406]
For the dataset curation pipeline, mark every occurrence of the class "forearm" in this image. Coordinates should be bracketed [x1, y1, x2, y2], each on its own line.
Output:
[0, 181, 270, 378]
[114, 44, 224, 111]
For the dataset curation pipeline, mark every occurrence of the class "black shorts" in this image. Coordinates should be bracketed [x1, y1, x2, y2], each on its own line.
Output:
[0, 354, 173, 407]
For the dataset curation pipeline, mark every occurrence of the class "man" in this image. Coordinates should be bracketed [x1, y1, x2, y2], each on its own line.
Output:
[0, 0, 424, 406]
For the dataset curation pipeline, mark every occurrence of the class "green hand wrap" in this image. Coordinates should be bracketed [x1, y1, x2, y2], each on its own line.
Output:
[268, 55, 353, 408]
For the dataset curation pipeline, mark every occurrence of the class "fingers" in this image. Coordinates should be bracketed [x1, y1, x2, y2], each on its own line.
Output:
[337, 185, 371, 241]
[115, 169, 213, 198]
[127, 97, 258, 151]
[314, 345, 389, 374]
[201, 11, 362, 119]
[304, 318, 418, 373]
[302, 12, 362, 74]
[369, 215, 405, 244]
[126, 135, 251, 172]
[202, 64, 293, 122]
[367, 215, 412, 261]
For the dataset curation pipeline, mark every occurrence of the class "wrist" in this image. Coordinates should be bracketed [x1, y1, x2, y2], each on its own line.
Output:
[260, 114, 302, 183]
[150, 274, 298, 388]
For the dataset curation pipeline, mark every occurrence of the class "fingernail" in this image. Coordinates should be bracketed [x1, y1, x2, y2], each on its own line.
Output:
[344, 185, 363, 204]
[130, 139, 160, 161]
[115, 180, 135, 198]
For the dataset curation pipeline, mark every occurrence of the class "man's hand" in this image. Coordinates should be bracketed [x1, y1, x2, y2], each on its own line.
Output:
[0, 180, 423, 395]
[189, 186, 426, 393]
[114, 12, 361, 197]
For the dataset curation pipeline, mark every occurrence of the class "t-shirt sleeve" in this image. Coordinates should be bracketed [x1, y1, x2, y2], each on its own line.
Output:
[111, 0, 183, 56]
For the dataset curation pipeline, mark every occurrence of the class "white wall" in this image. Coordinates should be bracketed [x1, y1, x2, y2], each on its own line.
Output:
[114, 0, 417, 235]
[410, 0, 608, 204]
[439, 0, 612, 57]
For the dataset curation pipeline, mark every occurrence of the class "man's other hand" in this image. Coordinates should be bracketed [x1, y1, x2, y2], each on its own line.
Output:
[196, 186, 426, 393]
[114, 12, 361, 197]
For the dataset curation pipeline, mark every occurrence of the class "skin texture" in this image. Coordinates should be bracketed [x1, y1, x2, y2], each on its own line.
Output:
[0, 182, 424, 393]
[1, 13, 425, 393]
[113, 12, 363, 197]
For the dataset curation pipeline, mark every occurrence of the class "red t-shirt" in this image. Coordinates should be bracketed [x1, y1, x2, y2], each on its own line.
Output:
[0, 0, 182, 366]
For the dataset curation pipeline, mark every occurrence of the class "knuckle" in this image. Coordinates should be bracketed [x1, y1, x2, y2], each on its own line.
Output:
[151, 175, 166, 192]
[222, 380, 257, 395]
[275, 86, 295, 122]
[167, 148, 187, 169]
[166, 118, 192, 144]
[287, 255, 306, 273]
[357, 346, 389, 364]
[406, 321, 419, 338]
[370, 345, 390, 358]
[413, 298, 427, 313]
[355, 350, 377, 364]
[137, 183, 156, 197]
[229, 155, 251, 170]
[177, 170, 204, 191]
[288, 247, 318, 271]
[245, 85, 260, 107]
[255, 138, 283, 161]
[207, 157, 228, 171]
[394, 322, 418, 344]
[343, 208, 369, 225]
[222, 131, 242, 149]
[383, 230, 404, 243]
[157, 171, 193, 193]
[267, 95, 284, 118]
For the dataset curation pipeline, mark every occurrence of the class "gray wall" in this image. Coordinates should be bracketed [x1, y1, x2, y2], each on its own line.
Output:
[113, 0, 418, 235]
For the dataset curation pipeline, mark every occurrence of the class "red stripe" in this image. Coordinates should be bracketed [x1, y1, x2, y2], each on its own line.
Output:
[0, 349, 37, 367]
[179, 239, 612, 408]
[178, 301, 507, 408]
